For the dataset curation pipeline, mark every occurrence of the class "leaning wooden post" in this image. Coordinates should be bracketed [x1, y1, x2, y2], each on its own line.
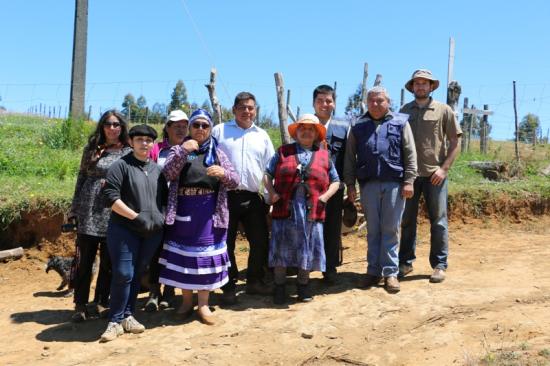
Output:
[360, 63, 369, 114]
[205, 68, 222, 125]
[373, 74, 383, 87]
[513, 81, 520, 161]
[274, 72, 291, 144]
[480, 104, 489, 154]
[461, 97, 469, 152]
[400, 88, 405, 108]
[468, 104, 475, 153]
[286, 89, 296, 122]
[333, 81, 338, 116]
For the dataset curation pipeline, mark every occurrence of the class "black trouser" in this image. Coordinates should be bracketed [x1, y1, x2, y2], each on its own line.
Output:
[323, 187, 344, 272]
[73, 234, 111, 307]
[223, 191, 269, 290]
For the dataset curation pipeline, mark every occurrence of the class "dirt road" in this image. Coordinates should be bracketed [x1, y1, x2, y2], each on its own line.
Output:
[1, 218, 549, 365]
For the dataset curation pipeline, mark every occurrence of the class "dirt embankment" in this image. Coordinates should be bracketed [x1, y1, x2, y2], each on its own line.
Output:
[2, 192, 549, 251]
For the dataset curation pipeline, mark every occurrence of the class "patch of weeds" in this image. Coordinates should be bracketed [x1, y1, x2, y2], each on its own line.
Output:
[538, 348, 550, 358]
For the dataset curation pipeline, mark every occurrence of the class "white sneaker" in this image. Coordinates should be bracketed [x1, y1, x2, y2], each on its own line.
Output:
[120, 316, 145, 334]
[100, 322, 123, 343]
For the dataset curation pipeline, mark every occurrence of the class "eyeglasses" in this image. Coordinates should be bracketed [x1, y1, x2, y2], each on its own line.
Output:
[235, 105, 255, 112]
[104, 122, 121, 128]
[192, 123, 210, 130]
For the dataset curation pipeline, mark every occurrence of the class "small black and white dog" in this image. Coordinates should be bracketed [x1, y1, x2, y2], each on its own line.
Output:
[45, 256, 74, 296]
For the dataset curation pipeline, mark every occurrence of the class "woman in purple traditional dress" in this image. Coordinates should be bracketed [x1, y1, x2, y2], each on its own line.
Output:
[159, 109, 239, 325]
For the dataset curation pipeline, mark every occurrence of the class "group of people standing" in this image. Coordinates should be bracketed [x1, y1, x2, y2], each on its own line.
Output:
[67, 68, 462, 343]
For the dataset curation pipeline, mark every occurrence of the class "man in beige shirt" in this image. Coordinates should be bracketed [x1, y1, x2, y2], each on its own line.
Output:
[399, 69, 462, 283]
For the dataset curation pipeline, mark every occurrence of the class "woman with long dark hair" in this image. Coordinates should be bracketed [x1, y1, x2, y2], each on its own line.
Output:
[69, 110, 131, 322]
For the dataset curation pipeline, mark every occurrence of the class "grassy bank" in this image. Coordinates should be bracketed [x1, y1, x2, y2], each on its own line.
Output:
[0, 114, 549, 231]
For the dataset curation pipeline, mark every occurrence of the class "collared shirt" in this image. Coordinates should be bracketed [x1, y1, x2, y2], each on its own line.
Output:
[211, 120, 275, 193]
[343, 111, 417, 185]
[400, 98, 462, 177]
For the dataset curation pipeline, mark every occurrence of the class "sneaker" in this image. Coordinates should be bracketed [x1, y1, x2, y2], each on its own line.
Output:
[398, 264, 414, 278]
[430, 268, 446, 283]
[144, 294, 159, 312]
[159, 285, 175, 309]
[384, 276, 400, 294]
[120, 316, 145, 334]
[99, 322, 123, 343]
[273, 284, 287, 305]
[71, 304, 88, 323]
[297, 283, 313, 302]
[245, 281, 273, 296]
[357, 274, 381, 288]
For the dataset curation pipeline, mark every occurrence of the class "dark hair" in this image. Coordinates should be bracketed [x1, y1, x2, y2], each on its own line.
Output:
[313, 85, 336, 102]
[129, 124, 158, 140]
[233, 92, 256, 108]
[85, 110, 129, 158]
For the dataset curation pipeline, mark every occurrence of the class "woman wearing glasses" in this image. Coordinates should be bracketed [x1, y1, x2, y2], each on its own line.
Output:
[159, 109, 239, 325]
[68, 110, 131, 322]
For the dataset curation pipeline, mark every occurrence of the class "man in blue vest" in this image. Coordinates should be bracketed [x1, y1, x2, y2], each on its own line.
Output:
[313, 85, 351, 284]
[344, 87, 417, 293]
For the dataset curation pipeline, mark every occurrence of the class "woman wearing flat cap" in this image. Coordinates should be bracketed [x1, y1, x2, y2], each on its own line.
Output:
[263, 114, 340, 305]
[100, 124, 168, 342]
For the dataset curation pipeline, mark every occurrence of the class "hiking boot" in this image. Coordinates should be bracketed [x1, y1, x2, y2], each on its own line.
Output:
[398, 264, 414, 278]
[358, 274, 381, 288]
[71, 304, 88, 323]
[297, 283, 313, 302]
[273, 284, 287, 305]
[245, 281, 273, 296]
[430, 268, 446, 283]
[99, 322, 123, 343]
[120, 316, 145, 334]
[144, 294, 159, 312]
[384, 276, 400, 294]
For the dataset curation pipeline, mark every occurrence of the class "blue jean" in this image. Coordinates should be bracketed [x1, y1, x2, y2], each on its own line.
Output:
[107, 222, 163, 323]
[359, 181, 405, 277]
[399, 177, 449, 270]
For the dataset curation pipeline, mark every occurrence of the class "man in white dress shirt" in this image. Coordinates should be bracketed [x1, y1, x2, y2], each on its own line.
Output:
[211, 92, 275, 304]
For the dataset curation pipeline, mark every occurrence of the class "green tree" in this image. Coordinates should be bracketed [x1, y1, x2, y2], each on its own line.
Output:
[517, 113, 541, 143]
[136, 95, 147, 123]
[345, 83, 363, 118]
[121, 93, 138, 122]
[169, 80, 189, 112]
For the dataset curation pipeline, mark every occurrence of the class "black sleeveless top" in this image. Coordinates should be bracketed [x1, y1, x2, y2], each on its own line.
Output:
[178, 151, 220, 190]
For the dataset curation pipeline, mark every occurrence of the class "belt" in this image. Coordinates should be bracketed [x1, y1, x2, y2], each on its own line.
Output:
[230, 189, 257, 195]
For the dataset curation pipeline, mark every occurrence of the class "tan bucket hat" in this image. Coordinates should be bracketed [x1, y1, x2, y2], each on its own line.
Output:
[405, 69, 440, 93]
[288, 113, 326, 142]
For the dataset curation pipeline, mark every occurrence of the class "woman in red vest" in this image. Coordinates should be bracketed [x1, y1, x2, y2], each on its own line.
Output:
[263, 114, 340, 305]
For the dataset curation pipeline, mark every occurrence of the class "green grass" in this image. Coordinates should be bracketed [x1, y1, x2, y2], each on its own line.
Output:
[0, 114, 549, 230]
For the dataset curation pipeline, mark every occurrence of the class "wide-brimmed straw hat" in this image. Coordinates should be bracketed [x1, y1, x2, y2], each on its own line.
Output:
[287, 113, 326, 142]
[405, 69, 440, 93]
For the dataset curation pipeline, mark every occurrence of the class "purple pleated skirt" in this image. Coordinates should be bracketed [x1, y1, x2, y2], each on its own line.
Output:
[159, 193, 230, 291]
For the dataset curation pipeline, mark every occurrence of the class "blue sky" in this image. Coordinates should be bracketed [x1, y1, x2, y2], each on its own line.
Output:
[1, 0, 549, 140]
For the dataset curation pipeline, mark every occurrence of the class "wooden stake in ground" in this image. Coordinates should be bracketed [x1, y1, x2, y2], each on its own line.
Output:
[373, 74, 383, 87]
[463, 105, 494, 154]
[286, 89, 296, 122]
[274, 72, 291, 144]
[360, 63, 369, 114]
[69, 0, 88, 119]
[513, 81, 520, 161]
[205, 68, 222, 125]
[461, 97, 469, 152]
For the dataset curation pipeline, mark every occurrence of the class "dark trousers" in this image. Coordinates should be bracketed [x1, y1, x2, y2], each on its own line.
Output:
[73, 234, 111, 307]
[107, 222, 162, 323]
[223, 191, 269, 290]
[323, 187, 344, 272]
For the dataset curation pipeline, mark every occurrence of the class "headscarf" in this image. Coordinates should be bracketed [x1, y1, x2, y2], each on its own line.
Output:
[188, 109, 217, 167]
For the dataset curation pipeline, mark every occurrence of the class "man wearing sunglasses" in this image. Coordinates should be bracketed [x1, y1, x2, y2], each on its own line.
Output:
[211, 92, 275, 304]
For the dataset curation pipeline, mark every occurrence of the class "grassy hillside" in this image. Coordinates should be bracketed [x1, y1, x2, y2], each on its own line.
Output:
[0, 114, 549, 230]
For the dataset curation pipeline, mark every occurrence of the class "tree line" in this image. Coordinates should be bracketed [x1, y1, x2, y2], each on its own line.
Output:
[120, 80, 275, 129]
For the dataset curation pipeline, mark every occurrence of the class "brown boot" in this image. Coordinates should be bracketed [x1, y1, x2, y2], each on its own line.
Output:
[384, 276, 400, 294]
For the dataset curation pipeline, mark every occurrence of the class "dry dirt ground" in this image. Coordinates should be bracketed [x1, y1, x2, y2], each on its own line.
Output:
[1, 218, 550, 366]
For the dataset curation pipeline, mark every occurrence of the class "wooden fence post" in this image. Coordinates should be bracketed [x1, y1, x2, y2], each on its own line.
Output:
[360, 63, 369, 114]
[513, 81, 520, 161]
[373, 74, 383, 87]
[205, 68, 222, 125]
[274, 72, 291, 144]
[461, 97, 469, 152]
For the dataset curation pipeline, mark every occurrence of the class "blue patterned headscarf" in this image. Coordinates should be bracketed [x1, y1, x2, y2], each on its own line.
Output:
[188, 108, 217, 167]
